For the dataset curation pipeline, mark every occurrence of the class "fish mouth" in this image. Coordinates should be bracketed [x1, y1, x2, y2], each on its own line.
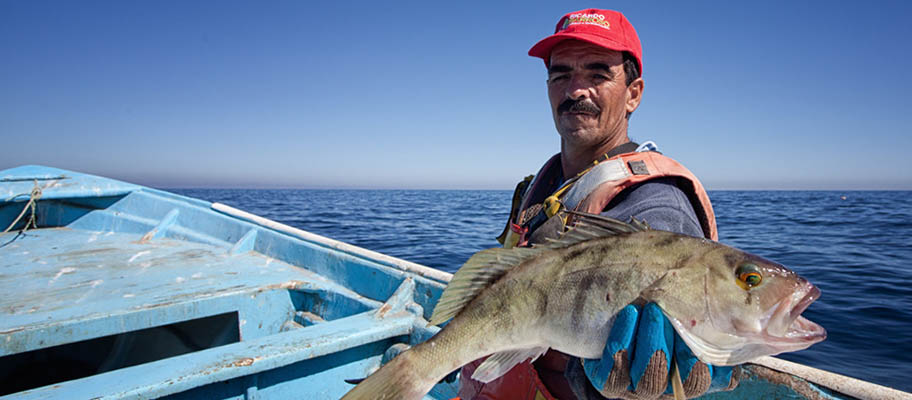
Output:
[789, 285, 819, 322]
[765, 284, 826, 345]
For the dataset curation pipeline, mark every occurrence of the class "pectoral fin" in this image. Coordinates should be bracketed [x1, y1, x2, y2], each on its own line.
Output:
[471, 347, 548, 383]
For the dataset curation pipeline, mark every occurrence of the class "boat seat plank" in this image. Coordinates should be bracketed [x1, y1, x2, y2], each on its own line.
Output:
[3, 310, 416, 400]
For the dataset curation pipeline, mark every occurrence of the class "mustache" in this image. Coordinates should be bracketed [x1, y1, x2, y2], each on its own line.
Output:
[558, 98, 601, 115]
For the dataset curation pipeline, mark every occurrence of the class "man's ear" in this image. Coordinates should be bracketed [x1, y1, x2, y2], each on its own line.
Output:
[626, 78, 644, 115]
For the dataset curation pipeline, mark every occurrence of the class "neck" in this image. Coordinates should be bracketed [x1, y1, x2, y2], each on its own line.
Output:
[560, 134, 630, 178]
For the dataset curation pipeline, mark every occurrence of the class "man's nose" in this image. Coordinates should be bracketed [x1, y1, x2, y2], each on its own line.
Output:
[566, 76, 591, 100]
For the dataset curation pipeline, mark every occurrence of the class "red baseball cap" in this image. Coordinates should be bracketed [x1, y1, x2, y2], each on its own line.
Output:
[528, 9, 643, 75]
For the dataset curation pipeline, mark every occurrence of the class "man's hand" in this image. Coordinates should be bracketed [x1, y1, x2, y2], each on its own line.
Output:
[583, 303, 738, 399]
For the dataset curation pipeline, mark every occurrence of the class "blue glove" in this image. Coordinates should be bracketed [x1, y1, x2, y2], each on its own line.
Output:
[583, 303, 737, 399]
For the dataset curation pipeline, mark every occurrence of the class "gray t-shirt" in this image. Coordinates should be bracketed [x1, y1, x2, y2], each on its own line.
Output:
[600, 177, 703, 238]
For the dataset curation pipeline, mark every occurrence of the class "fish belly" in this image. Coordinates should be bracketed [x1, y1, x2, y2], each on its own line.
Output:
[545, 311, 616, 359]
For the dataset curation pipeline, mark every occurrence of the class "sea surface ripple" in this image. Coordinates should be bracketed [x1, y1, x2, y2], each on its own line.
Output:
[171, 188, 912, 392]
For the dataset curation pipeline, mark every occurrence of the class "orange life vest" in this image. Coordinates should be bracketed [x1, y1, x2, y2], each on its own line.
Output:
[461, 149, 717, 400]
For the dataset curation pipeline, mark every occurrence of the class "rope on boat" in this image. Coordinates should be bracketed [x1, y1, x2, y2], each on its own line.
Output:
[3, 180, 42, 233]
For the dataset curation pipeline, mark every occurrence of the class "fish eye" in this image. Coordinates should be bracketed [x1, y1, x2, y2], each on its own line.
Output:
[735, 263, 763, 289]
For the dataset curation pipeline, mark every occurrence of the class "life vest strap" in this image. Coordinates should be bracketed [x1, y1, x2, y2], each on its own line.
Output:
[497, 175, 533, 246]
[561, 157, 630, 211]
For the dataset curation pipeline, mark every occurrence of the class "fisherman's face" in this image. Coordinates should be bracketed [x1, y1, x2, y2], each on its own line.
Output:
[547, 41, 642, 148]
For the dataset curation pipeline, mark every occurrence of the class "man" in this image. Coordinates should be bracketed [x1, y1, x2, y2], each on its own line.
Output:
[458, 9, 738, 400]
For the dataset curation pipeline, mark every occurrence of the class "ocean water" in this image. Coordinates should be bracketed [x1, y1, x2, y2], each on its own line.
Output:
[171, 188, 912, 392]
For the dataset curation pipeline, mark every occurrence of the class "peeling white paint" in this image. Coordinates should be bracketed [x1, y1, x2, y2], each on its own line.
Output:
[74, 280, 103, 303]
[128, 250, 151, 263]
[175, 276, 186, 283]
[49, 267, 77, 284]
[191, 272, 203, 279]
[123, 293, 135, 298]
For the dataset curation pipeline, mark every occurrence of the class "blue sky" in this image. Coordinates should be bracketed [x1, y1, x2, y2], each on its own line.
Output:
[1, 1, 910, 190]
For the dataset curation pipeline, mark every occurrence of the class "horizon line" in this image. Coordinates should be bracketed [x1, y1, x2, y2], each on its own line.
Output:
[157, 186, 912, 192]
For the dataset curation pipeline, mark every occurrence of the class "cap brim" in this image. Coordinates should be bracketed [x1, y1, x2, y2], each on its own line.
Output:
[528, 31, 633, 65]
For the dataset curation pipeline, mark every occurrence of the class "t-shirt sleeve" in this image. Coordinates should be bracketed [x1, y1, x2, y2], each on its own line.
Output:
[599, 177, 704, 237]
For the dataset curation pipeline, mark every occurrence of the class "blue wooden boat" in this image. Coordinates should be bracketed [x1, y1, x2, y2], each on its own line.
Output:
[1, 165, 908, 400]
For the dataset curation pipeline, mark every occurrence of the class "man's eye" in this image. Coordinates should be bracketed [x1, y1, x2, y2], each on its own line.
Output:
[548, 75, 567, 83]
[593, 74, 609, 82]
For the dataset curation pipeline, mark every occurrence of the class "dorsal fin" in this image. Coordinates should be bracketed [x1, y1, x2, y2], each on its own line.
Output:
[428, 246, 542, 326]
[541, 210, 649, 250]
[428, 211, 646, 326]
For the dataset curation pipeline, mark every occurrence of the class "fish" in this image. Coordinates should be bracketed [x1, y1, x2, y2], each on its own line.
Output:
[341, 212, 826, 400]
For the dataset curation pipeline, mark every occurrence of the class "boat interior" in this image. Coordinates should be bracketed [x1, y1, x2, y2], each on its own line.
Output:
[0, 166, 454, 399]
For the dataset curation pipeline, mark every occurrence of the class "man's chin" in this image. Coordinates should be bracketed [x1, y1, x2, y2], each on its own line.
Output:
[557, 127, 599, 144]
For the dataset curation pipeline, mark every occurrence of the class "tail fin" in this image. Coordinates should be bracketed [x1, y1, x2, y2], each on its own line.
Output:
[340, 352, 431, 400]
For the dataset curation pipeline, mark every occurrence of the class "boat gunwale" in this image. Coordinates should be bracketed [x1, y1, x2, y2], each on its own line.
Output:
[211, 201, 453, 285]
